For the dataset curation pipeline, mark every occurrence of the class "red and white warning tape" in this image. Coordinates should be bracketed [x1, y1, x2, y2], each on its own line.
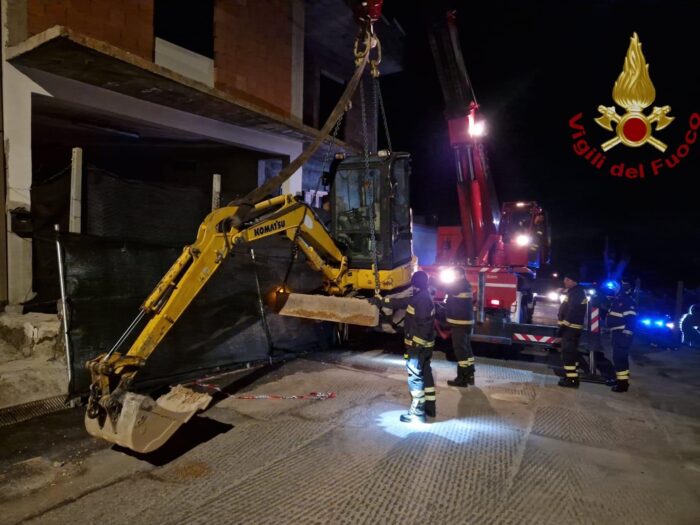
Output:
[233, 392, 336, 400]
[186, 380, 336, 400]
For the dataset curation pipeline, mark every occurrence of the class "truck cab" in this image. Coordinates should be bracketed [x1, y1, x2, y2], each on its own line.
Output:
[499, 201, 550, 269]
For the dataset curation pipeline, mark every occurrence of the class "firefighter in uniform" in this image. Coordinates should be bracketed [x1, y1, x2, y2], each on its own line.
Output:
[680, 304, 700, 348]
[529, 213, 546, 264]
[371, 271, 436, 422]
[605, 280, 636, 392]
[445, 269, 475, 387]
[557, 272, 588, 388]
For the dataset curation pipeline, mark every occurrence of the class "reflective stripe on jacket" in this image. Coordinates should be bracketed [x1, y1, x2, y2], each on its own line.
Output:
[445, 279, 474, 326]
[558, 285, 587, 330]
[607, 292, 636, 335]
[384, 287, 435, 347]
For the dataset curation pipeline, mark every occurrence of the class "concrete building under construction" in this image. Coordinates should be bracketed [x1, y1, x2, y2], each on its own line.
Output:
[1, 0, 403, 309]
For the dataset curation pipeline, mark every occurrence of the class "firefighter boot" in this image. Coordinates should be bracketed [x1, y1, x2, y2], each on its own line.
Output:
[400, 397, 426, 423]
[466, 365, 475, 385]
[447, 366, 469, 388]
[557, 377, 580, 388]
[611, 370, 630, 392]
[611, 379, 629, 393]
[424, 386, 436, 417]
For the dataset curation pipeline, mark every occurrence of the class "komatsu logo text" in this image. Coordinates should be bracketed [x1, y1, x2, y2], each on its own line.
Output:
[253, 220, 286, 238]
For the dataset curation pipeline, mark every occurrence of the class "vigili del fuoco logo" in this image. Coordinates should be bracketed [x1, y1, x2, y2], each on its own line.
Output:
[569, 32, 698, 179]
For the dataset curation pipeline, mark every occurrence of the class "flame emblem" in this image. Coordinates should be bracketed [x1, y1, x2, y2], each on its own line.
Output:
[595, 33, 674, 152]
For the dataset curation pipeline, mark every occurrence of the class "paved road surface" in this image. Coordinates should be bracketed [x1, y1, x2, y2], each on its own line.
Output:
[1, 343, 699, 524]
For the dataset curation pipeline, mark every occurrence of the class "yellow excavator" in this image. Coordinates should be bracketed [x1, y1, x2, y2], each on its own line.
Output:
[84, 0, 411, 453]
[84, 149, 417, 452]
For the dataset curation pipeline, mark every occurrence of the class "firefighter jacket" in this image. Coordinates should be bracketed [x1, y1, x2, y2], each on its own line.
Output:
[383, 288, 435, 347]
[680, 308, 700, 345]
[444, 279, 474, 326]
[557, 285, 587, 330]
[606, 292, 636, 335]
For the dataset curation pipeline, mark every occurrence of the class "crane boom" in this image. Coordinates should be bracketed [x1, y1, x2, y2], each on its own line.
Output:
[424, 9, 554, 350]
[428, 10, 501, 261]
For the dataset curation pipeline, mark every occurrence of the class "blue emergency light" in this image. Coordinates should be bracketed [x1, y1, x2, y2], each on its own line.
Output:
[639, 317, 673, 330]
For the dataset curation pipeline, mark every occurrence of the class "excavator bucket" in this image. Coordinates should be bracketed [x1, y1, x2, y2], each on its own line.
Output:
[279, 293, 379, 326]
[84, 385, 212, 453]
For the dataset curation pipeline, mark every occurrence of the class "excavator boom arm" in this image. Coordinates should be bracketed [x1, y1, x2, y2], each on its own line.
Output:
[92, 196, 348, 377]
[84, 194, 384, 452]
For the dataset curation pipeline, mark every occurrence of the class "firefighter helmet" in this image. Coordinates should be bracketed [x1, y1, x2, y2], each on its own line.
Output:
[411, 270, 429, 290]
[564, 271, 579, 283]
[620, 278, 634, 294]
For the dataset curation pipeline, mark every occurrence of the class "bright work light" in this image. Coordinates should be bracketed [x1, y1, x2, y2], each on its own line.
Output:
[515, 234, 531, 247]
[439, 268, 457, 284]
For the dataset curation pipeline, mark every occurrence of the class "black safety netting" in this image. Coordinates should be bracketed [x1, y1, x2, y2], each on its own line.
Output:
[32, 165, 325, 395]
[32, 165, 212, 303]
[58, 233, 323, 394]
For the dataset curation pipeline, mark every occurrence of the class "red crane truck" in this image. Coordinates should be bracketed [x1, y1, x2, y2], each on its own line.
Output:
[424, 10, 559, 348]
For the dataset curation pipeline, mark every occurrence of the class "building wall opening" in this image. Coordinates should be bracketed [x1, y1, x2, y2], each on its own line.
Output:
[154, 0, 214, 58]
[30, 94, 287, 309]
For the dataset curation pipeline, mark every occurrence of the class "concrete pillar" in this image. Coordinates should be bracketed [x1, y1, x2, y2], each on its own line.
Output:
[0, 3, 6, 306]
[69, 147, 82, 233]
[4, 0, 27, 47]
[2, 0, 50, 305]
[281, 144, 303, 196]
[211, 173, 221, 211]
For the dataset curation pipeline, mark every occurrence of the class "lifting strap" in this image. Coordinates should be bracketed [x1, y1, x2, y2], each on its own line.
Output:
[281, 113, 346, 290]
[233, 33, 375, 207]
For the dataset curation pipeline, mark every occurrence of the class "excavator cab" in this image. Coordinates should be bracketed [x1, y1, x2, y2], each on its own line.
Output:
[330, 152, 412, 270]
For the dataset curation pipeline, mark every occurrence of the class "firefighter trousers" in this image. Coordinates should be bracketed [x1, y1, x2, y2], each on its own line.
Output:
[611, 331, 632, 382]
[560, 327, 582, 379]
[451, 325, 474, 368]
[406, 344, 434, 400]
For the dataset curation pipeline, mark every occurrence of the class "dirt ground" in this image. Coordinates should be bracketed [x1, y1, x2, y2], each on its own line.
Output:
[0, 341, 68, 411]
[1, 337, 699, 525]
[0, 313, 67, 410]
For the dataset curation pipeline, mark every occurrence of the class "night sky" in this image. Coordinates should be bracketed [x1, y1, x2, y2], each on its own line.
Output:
[380, 0, 700, 293]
